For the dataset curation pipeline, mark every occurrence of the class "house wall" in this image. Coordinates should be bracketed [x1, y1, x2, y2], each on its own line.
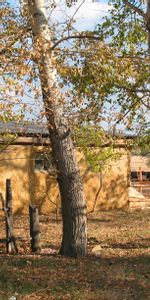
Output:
[131, 155, 150, 172]
[130, 155, 150, 199]
[83, 150, 130, 211]
[0, 144, 130, 214]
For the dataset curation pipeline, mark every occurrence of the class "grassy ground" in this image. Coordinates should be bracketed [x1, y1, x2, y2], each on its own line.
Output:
[0, 210, 149, 300]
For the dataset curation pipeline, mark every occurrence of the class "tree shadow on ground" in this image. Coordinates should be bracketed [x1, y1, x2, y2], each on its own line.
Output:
[109, 241, 150, 250]
[87, 217, 112, 223]
[0, 254, 149, 300]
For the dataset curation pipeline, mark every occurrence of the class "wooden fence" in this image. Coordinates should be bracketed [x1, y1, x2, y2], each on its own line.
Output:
[0, 179, 40, 254]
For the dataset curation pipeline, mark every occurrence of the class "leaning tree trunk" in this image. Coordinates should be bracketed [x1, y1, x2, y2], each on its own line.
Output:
[28, 0, 87, 257]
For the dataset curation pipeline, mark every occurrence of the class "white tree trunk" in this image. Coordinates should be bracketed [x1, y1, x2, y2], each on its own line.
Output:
[28, 0, 87, 257]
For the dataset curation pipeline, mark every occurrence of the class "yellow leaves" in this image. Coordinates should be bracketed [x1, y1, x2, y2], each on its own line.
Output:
[26, 79, 32, 85]
[19, 65, 29, 76]
[41, 111, 46, 117]
[15, 88, 19, 96]
[5, 77, 16, 87]
[0, 7, 10, 18]
[20, 89, 24, 97]
[58, 65, 71, 78]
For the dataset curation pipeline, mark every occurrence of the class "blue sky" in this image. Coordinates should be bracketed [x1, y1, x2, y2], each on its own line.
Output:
[50, 0, 111, 31]
[9, 0, 110, 31]
[4, 1, 148, 131]
[7, 0, 111, 120]
[6, 0, 119, 129]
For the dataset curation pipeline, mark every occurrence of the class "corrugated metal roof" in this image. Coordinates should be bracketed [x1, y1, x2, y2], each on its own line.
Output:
[0, 121, 49, 137]
[0, 121, 137, 139]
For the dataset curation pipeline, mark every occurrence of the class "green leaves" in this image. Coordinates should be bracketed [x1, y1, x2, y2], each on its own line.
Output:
[98, 0, 147, 52]
[75, 125, 121, 173]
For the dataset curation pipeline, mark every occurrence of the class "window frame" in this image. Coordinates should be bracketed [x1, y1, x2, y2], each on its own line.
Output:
[34, 152, 56, 174]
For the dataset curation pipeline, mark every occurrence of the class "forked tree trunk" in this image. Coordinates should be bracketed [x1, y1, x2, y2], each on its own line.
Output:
[28, 0, 87, 257]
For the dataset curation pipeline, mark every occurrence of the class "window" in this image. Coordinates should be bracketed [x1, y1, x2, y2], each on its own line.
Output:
[130, 171, 150, 182]
[34, 153, 55, 173]
[35, 158, 44, 171]
[142, 172, 150, 181]
[130, 171, 138, 181]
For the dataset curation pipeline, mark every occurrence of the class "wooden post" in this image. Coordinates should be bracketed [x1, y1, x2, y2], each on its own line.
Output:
[29, 204, 41, 252]
[6, 178, 13, 254]
[139, 167, 143, 194]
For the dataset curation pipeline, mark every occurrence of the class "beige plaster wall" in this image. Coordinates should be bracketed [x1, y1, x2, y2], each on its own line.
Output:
[83, 150, 130, 211]
[0, 145, 129, 214]
[131, 155, 150, 172]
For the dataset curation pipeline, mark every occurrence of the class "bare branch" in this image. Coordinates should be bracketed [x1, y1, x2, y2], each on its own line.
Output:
[87, 170, 103, 214]
[67, 0, 86, 33]
[82, 165, 92, 181]
[51, 34, 100, 50]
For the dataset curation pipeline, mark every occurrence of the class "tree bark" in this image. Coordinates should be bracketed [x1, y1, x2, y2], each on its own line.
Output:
[29, 204, 41, 252]
[147, 0, 150, 53]
[28, 0, 87, 257]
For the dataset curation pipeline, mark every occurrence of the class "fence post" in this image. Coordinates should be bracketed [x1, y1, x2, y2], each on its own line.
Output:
[29, 204, 41, 252]
[6, 178, 13, 254]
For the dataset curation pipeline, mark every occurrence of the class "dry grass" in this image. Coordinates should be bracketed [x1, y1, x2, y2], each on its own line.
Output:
[0, 210, 149, 300]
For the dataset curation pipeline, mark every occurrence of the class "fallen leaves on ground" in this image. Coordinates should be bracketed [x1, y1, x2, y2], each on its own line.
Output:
[0, 210, 149, 299]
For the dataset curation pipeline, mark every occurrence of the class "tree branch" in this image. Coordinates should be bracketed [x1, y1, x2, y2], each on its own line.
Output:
[114, 94, 146, 126]
[114, 84, 150, 94]
[87, 170, 103, 214]
[51, 34, 100, 50]
[0, 27, 31, 56]
[67, 0, 86, 33]
[123, 0, 146, 20]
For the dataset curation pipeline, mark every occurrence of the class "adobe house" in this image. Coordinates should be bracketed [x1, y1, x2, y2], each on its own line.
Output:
[129, 155, 150, 210]
[0, 122, 130, 214]
[130, 155, 150, 197]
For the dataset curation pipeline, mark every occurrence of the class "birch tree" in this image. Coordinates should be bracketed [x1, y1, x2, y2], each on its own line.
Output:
[1, 0, 88, 257]
[1, 0, 149, 258]
[26, 0, 87, 257]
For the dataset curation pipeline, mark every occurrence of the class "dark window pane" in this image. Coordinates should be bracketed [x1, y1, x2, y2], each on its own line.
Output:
[35, 159, 44, 170]
[131, 171, 138, 181]
[147, 172, 150, 180]
[142, 172, 150, 181]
